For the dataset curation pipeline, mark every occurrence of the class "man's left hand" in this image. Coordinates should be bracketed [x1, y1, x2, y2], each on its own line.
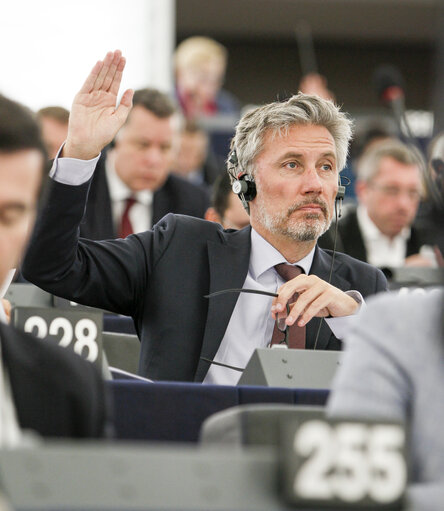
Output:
[271, 275, 359, 327]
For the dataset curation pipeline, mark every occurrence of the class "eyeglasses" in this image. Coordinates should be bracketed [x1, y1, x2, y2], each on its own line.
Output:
[205, 287, 291, 347]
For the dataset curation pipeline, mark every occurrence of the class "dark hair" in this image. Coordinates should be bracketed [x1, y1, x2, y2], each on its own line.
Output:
[212, 172, 232, 218]
[0, 95, 47, 157]
[132, 88, 176, 118]
[37, 105, 70, 125]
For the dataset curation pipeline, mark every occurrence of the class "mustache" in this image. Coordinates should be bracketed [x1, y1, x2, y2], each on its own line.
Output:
[287, 197, 329, 217]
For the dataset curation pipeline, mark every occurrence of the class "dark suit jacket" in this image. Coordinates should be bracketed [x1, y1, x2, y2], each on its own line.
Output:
[318, 207, 423, 265]
[80, 153, 210, 240]
[23, 179, 387, 382]
[0, 322, 107, 438]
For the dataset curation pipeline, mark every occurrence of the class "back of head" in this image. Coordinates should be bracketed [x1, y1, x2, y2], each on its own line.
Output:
[132, 88, 176, 119]
[0, 95, 46, 157]
[229, 92, 353, 180]
[174, 36, 228, 72]
[212, 173, 232, 218]
[357, 138, 419, 183]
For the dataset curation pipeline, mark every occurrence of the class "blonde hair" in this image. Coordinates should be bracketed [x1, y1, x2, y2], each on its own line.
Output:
[174, 36, 228, 71]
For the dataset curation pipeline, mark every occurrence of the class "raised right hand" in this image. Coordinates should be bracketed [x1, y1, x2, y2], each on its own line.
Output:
[63, 50, 134, 160]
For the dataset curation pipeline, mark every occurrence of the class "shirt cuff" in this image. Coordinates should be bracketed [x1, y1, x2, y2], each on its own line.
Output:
[49, 143, 101, 186]
[324, 290, 366, 340]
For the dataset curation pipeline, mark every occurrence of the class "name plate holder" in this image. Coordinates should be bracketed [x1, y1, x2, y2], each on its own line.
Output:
[12, 306, 103, 368]
[237, 348, 342, 388]
[280, 414, 407, 509]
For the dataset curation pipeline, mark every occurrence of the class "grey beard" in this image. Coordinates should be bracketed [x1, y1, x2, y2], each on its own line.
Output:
[256, 202, 332, 242]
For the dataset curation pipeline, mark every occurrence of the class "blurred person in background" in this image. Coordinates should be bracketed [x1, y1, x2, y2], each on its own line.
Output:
[36, 106, 69, 159]
[204, 173, 250, 230]
[172, 120, 222, 187]
[174, 36, 241, 120]
[79, 88, 209, 241]
[328, 288, 444, 492]
[319, 139, 431, 274]
[413, 131, 444, 256]
[0, 94, 107, 443]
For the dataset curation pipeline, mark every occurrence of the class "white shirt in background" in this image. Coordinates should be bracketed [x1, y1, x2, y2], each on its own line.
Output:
[357, 205, 410, 268]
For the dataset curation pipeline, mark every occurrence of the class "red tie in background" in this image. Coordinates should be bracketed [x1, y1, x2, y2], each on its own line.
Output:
[270, 263, 306, 349]
[118, 196, 136, 238]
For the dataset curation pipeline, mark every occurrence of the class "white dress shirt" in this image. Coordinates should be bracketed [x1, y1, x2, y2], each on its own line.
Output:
[356, 205, 410, 268]
[51, 150, 363, 386]
[0, 295, 23, 447]
[105, 152, 154, 234]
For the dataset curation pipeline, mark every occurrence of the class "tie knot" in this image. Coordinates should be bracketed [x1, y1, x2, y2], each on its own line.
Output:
[274, 263, 303, 282]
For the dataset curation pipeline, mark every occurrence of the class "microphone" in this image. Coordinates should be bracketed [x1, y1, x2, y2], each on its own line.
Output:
[199, 357, 244, 373]
[373, 64, 442, 208]
[373, 64, 407, 133]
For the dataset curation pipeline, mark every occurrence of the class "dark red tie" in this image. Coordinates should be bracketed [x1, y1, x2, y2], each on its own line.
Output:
[118, 196, 136, 238]
[270, 264, 306, 349]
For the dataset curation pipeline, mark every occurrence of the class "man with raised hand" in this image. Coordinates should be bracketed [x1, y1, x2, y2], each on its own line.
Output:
[23, 50, 386, 384]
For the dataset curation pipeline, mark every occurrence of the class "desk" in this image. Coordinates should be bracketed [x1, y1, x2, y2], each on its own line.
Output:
[108, 381, 329, 443]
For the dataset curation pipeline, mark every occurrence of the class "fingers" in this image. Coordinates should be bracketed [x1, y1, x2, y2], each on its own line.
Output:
[78, 50, 124, 95]
[92, 51, 117, 91]
[102, 51, 122, 92]
[109, 55, 127, 96]
[271, 275, 359, 327]
[79, 60, 103, 94]
[114, 88, 134, 125]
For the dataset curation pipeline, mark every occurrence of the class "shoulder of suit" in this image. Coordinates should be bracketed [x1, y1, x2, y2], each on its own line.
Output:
[165, 173, 209, 197]
[318, 245, 382, 274]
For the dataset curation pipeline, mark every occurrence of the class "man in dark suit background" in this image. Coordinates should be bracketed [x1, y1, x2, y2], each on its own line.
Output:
[23, 51, 386, 385]
[81, 88, 209, 240]
[319, 139, 431, 272]
[0, 94, 107, 443]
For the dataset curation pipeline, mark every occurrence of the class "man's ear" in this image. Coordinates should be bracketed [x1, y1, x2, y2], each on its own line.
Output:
[205, 207, 222, 225]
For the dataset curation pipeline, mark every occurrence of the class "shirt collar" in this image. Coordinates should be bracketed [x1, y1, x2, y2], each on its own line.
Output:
[356, 204, 411, 242]
[250, 228, 315, 280]
[105, 151, 153, 207]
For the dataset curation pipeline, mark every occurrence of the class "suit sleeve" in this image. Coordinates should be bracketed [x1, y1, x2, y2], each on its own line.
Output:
[22, 178, 177, 317]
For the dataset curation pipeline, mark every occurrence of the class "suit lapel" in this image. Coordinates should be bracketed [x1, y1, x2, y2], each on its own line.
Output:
[341, 210, 368, 263]
[194, 227, 251, 381]
[307, 246, 351, 350]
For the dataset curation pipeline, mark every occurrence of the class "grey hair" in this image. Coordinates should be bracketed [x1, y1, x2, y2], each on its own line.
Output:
[357, 138, 420, 183]
[228, 92, 353, 180]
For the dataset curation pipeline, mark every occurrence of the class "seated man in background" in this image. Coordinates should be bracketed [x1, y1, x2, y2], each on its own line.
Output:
[0, 94, 108, 443]
[79, 88, 209, 240]
[23, 51, 386, 384]
[172, 120, 222, 187]
[36, 105, 69, 159]
[174, 36, 241, 120]
[319, 139, 431, 273]
[414, 131, 444, 256]
[205, 173, 250, 230]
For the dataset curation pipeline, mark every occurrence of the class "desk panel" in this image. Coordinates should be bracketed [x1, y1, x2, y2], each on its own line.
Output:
[109, 381, 329, 442]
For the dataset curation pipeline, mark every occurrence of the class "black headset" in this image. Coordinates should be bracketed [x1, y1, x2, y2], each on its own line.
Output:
[228, 149, 346, 214]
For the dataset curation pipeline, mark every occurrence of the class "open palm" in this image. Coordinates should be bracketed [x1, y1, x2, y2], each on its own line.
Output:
[64, 50, 134, 160]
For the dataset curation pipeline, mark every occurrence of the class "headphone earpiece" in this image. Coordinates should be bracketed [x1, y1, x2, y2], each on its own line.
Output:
[228, 149, 257, 213]
[232, 175, 257, 203]
[336, 175, 345, 201]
